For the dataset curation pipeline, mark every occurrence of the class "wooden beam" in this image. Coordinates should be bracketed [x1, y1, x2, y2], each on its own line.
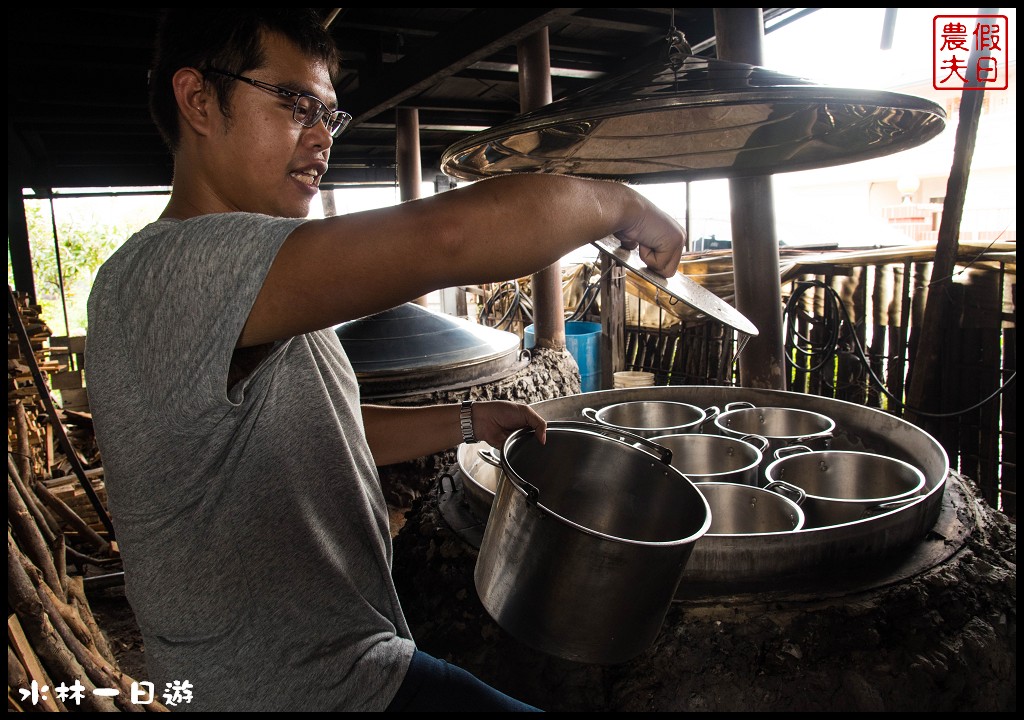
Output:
[344, 8, 583, 124]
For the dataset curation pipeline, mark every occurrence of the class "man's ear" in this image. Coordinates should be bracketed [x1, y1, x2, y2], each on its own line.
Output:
[171, 67, 217, 137]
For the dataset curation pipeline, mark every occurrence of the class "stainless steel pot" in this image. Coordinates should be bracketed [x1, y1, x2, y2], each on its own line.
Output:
[455, 440, 502, 520]
[694, 481, 805, 535]
[528, 386, 948, 590]
[713, 401, 836, 478]
[474, 421, 711, 664]
[582, 400, 720, 438]
[764, 446, 927, 529]
[648, 432, 768, 486]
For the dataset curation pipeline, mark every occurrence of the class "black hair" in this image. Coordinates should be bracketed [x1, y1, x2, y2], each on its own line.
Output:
[148, 8, 342, 151]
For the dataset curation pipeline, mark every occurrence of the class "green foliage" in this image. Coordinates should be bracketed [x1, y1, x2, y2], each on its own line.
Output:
[8, 197, 163, 335]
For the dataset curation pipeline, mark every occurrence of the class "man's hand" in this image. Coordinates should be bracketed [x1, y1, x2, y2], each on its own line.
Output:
[612, 195, 685, 279]
[471, 400, 547, 448]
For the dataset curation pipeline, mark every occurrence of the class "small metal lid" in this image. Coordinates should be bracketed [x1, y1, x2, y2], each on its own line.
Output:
[592, 236, 759, 335]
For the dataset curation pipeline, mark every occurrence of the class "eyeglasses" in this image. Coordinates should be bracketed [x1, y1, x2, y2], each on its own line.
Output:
[204, 67, 352, 137]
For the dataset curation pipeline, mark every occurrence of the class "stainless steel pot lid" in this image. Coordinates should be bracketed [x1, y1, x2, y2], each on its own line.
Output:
[440, 48, 946, 184]
[593, 236, 758, 335]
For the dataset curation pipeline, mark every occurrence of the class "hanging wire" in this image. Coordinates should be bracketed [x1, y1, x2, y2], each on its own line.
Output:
[783, 279, 1016, 418]
[566, 261, 608, 321]
[479, 280, 533, 331]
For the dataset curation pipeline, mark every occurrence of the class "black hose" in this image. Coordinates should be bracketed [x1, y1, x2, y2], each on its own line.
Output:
[782, 279, 1015, 418]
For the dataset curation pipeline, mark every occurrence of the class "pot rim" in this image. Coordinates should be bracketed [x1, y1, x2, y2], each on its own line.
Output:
[764, 449, 927, 503]
[693, 480, 806, 536]
[648, 432, 765, 478]
[715, 405, 836, 440]
[588, 399, 710, 432]
[498, 422, 712, 548]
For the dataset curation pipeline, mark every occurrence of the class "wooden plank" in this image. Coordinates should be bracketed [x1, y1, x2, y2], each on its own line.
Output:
[8, 614, 62, 712]
[49, 370, 83, 390]
[600, 254, 626, 389]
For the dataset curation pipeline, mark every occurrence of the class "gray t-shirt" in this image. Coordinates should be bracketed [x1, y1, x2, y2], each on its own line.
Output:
[86, 213, 414, 711]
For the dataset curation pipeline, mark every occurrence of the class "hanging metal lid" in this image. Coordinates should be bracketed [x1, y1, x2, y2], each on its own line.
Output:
[440, 34, 947, 183]
[335, 303, 526, 400]
[591, 236, 758, 336]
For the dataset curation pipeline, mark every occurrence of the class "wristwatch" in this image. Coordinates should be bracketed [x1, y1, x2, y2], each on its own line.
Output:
[460, 400, 477, 444]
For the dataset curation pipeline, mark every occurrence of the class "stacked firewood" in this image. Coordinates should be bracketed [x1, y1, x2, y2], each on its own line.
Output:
[8, 289, 166, 713]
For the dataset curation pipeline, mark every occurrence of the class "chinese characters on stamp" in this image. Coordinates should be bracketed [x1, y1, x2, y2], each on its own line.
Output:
[933, 14, 1009, 90]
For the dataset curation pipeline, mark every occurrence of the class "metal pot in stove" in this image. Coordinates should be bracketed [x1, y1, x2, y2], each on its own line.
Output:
[524, 385, 949, 588]
[695, 481, 805, 535]
[582, 400, 720, 438]
[648, 432, 768, 486]
[764, 446, 927, 528]
[713, 401, 835, 477]
[455, 440, 501, 520]
[474, 421, 711, 664]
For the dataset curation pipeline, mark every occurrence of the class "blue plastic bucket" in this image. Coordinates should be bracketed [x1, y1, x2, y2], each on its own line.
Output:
[524, 321, 602, 393]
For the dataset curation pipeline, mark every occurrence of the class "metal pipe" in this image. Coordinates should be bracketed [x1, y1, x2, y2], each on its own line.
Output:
[322, 8, 343, 29]
[518, 28, 565, 350]
[83, 571, 126, 592]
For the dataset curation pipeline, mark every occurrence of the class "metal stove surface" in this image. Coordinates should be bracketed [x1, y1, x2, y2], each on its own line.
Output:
[440, 385, 949, 593]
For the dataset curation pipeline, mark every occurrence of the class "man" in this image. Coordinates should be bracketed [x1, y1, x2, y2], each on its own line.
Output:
[86, 9, 685, 712]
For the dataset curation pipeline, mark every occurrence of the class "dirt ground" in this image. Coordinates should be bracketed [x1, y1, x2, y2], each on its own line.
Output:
[90, 472, 1016, 712]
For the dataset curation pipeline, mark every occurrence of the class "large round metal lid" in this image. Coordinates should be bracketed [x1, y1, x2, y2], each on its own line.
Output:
[441, 51, 947, 183]
[335, 303, 525, 399]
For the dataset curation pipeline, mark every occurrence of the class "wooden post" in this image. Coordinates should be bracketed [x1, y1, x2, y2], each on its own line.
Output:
[600, 256, 626, 388]
[396, 107, 428, 307]
[714, 8, 787, 390]
[905, 12, 993, 427]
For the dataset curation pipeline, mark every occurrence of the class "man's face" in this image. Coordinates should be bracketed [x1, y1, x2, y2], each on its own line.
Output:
[207, 32, 337, 219]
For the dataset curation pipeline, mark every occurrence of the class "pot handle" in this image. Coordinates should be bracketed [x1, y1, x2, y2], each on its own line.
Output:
[518, 479, 541, 506]
[699, 405, 721, 429]
[741, 433, 770, 454]
[796, 432, 834, 448]
[863, 496, 919, 516]
[764, 480, 807, 506]
[477, 446, 542, 505]
[477, 448, 502, 468]
[773, 444, 813, 461]
[438, 471, 457, 496]
[581, 407, 599, 422]
[724, 401, 755, 412]
[549, 420, 673, 467]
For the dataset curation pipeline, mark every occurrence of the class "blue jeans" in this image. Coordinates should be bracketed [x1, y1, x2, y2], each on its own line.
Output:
[384, 650, 543, 712]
